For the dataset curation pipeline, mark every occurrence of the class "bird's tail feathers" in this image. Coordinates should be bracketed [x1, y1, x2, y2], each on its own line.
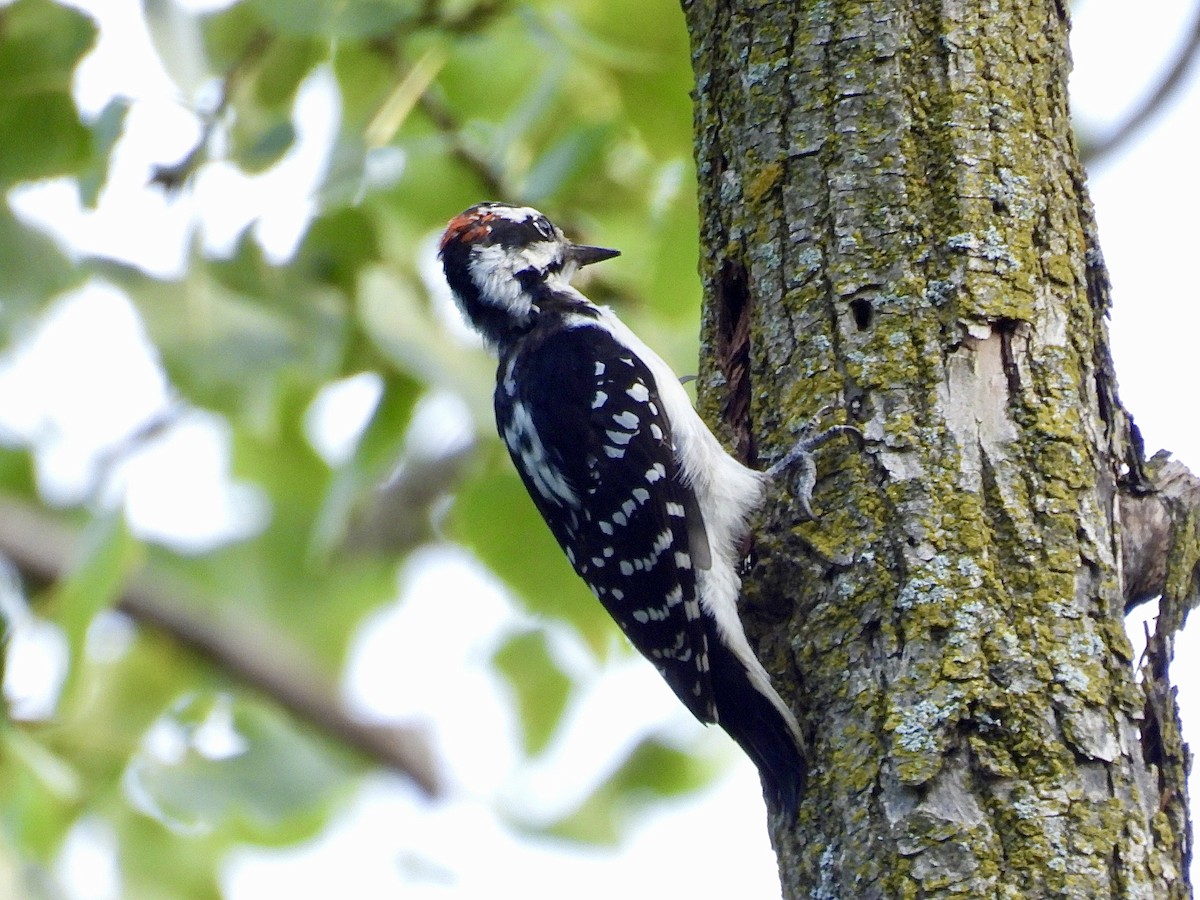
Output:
[707, 632, 807, 817]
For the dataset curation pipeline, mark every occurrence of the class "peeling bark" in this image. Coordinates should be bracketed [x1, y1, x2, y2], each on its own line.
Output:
[682, 0, 1192, 896]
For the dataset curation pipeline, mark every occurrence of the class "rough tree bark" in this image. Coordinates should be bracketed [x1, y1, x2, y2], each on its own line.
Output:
[682, 0, 1198, 896]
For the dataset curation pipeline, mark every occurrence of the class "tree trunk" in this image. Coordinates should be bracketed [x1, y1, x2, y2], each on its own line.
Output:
[682, 0, 1192, 896]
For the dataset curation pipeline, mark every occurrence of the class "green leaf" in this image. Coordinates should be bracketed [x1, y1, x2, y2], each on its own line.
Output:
[201, 0, 264, 69]
[572, 0, 695, 158]
[0, 209, 81, 338]
[149, 379, 401, 663]
[294, 206, 382, 294]
[231, 119, 297, 174]
[521, 123, 612, 203]
[0, 723, 81, 861]
[348, 376, 418, 471]
[251, 36, 326, 110]
[76, 97, 129, 208]
[0, 92, 90, 186]
[0, 0, 95, 88]
[115, 811, 226, 900]
[528, 736, 718, 845]
[329, 39, 398, 128]
[247, 0, 418, 39]
[122, 256, 351, 417]
[0, 449, 38, 498]
[0, 0, 96, 185]
[122, 693, 348, 844]
[355, 265, 493, 418]
[493, 630, 573, 755]
[45, 513, 141, 707]
[308, 373, 420, 559]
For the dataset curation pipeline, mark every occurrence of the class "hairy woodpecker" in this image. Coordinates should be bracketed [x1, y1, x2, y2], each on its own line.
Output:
[439, 202, 843, 814]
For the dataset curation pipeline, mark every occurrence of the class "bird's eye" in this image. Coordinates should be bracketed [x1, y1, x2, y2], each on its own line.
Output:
[533, 217, 555, 239]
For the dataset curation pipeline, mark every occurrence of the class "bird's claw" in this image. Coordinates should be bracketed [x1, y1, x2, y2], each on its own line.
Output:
[765, 408, 860, 519]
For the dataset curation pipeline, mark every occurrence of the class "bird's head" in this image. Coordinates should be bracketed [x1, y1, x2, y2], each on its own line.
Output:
[439, 202, 619, 345]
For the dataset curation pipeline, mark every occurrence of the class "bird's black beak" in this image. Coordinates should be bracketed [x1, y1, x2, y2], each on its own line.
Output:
[569, 244, 621, 267]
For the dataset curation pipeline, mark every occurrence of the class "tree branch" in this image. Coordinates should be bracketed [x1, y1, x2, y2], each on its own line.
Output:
[341, 442, 476, 556]
[1126, 451, 1200, 885]
[0, 495, 440, 798]
[1081, 0, 1200, 168]
[1119, 451, 1200, 619]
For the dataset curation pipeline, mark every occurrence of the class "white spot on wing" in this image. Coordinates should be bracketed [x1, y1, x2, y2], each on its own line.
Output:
[612, 410, 639, 429]
[627, 382, 650, 402]
[592, 391, 608, 409]
[654, 530, 673, 554]
[606, 430, 633, 445]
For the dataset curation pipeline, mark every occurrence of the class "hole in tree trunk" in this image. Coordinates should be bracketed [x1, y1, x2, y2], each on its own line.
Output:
[850, 298, 873, 330]
[715, 258, 754, 462]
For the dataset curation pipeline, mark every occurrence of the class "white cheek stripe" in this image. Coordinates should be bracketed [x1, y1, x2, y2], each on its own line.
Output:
[468, 245, 530, 315]
[467, 241, 565, 318]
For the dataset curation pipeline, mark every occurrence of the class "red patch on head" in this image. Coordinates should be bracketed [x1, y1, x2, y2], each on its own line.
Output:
[440, 208, 496, 250]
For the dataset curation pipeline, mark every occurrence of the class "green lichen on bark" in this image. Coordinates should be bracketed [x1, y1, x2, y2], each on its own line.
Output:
[683, 0, 1184, 896]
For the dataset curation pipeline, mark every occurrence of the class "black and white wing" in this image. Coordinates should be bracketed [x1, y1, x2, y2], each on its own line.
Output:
[494, 322, 718, 721]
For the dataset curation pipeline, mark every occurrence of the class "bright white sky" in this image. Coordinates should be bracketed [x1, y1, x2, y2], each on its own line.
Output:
[2, 1, 1199, 898]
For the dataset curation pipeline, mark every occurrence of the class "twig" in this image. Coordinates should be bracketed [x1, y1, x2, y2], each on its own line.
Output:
[1081, 1, 1200, 167]
[418, 91, 511, 199]
[0, 495, 440, 798]
[342, 442, 476, 556]
[150, 29, 273, 191]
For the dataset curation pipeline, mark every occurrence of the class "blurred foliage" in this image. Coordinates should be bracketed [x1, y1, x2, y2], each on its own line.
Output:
[0, 0, 707, 894]
[531, 736, 718, 845]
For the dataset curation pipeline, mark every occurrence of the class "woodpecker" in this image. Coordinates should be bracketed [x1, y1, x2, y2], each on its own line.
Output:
[439, 201, 846, 814]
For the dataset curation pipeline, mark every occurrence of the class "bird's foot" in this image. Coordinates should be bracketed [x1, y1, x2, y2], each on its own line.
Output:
[765, 406, 860, 519]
